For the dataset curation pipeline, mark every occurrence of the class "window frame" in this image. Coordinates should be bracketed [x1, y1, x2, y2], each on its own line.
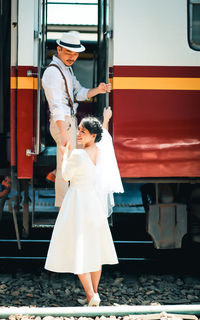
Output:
[188, 0, 200, 51]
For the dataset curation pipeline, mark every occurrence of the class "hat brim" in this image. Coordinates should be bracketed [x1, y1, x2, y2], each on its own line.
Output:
[56, 40, 85, 53]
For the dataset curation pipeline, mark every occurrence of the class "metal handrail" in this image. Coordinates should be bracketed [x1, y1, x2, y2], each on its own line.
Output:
[1, 305, 200, 318]
[47, 2, 97, 5]
[26, 0, 42, 157]
[35, 0, 42, 155]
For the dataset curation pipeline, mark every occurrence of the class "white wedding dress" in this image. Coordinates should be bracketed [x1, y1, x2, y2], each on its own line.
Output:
[45, 129, 123, 274]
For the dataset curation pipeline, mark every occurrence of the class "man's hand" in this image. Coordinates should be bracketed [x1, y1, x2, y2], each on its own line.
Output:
[60, 140, 72, 157]
[60, 130, 70, 146]
[87, 82, 112, 99]
[97, 82, 111, 94]
[56, 120, 70, 146]
[66, 140, 72, 151]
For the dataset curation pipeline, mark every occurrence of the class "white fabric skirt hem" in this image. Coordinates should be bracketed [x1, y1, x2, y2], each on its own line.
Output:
[45, 260, 119, 275]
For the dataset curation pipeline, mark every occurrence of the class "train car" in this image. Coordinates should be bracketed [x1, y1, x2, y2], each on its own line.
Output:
[110, 0, 200, 250]
[0, 0, 200, 259]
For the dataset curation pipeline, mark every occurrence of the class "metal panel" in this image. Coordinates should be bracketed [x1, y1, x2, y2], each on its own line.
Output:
[147, 204, 187, 249]
[112, 66, 200, 178]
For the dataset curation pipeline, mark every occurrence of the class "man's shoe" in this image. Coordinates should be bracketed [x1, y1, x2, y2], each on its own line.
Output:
[46, 171, 56, 183]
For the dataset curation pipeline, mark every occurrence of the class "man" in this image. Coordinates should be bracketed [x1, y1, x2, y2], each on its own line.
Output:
[42, 32, 111, 209]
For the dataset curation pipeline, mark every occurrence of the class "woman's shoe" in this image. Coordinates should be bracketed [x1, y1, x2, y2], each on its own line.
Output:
[88, 293, 101, 307]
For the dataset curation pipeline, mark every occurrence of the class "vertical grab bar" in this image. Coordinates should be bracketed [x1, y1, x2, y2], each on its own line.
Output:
[26, 0, 41, 157]
[35, 34, 41, 155]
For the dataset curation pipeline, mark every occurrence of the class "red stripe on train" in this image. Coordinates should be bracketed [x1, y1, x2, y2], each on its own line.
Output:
[113, 66, 200, 78]
[112, 87, 200, 178]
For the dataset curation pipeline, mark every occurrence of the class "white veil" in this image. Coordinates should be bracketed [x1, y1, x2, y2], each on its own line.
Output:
[95, 128, 124, 217]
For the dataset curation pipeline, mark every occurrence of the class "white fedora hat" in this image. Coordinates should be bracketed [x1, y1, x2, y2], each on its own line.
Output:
[56, 32, 85, 53]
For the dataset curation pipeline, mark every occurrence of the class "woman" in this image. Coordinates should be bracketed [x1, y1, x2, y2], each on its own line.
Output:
[45, 108, 123, 306]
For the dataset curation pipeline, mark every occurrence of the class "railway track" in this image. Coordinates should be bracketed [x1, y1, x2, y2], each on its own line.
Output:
[0, 305, 200, 318]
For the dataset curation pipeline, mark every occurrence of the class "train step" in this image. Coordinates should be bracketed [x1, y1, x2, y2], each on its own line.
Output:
[0, 237, 156, 261]
[2, 182, 145, 228]
[0, 236, 193, 265]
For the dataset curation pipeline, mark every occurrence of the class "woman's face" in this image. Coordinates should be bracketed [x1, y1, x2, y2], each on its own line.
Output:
[77, 123, 96, 147]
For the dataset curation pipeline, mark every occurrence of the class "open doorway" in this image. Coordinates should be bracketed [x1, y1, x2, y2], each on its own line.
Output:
[32, 0, 110, 226]
[43, 0, 109, 122]
[45, 0, 98, 121]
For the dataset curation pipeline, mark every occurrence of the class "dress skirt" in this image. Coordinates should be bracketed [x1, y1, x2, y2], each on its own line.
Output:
[45, 184, 118, 274]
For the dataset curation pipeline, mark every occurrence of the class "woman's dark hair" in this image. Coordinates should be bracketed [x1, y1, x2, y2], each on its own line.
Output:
[81, 117, 103, 143]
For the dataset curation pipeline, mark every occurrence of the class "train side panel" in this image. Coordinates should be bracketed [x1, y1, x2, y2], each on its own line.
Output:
[111, 0, 200, 178]
[11, 0, 39, 179]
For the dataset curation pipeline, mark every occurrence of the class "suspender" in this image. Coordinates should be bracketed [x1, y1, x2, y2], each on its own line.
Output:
[46, 63, 75, 116]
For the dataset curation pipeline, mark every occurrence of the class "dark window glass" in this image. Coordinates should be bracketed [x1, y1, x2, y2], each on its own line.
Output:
[189, 0, 200, 50]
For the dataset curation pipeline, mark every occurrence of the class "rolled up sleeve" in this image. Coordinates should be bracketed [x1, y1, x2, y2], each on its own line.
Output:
[42, 68, 66, 122]
[72, 73, 89, 101]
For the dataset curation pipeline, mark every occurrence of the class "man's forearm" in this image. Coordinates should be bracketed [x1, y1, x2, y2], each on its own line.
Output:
[56, 120, 70, 146]
[56, 120, 68, 134]
[87, 82, 111, 99]
[87, 87, 100, 99]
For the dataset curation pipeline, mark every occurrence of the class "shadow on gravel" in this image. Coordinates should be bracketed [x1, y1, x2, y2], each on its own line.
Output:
[0, 258, 200, 308]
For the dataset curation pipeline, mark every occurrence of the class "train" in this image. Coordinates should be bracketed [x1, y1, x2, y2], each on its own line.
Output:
[0, 0, 200, 258]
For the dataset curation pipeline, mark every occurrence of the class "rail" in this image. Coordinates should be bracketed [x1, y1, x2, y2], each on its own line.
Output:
[26, 0, 42, 157]
[0, 305, 200, 318]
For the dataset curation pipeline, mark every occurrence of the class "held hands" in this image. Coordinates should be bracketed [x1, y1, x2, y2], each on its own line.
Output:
[66, 140, 72, 151]
[56, 120, 71, 146]
[60, 130, 70, 147]
[60, 140, 72, 157]
[97, 82, 111, 94]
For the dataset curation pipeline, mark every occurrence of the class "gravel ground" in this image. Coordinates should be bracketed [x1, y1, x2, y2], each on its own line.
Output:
[0, 267, 200, 308]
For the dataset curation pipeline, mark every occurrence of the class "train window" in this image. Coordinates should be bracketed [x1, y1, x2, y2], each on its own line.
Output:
[188, 0, 200, 50]
[45, 0, 98, 87]
[47, 0, 98, 41]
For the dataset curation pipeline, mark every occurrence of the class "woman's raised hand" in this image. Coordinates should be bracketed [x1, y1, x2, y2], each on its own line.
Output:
[103, 107, 112, 129]
[103, 106, 112, 121]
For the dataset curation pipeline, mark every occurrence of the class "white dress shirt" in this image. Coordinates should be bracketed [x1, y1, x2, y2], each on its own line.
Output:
[42, 56, 89, 122]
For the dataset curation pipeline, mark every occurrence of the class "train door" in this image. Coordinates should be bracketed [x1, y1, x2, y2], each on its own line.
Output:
[26, 0, 47, 159]
[31, 0, 110, 230]
[9, 0, 48, 237]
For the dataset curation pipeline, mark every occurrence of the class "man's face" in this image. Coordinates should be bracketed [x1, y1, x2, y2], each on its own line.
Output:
[57, 46, 79, 66]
